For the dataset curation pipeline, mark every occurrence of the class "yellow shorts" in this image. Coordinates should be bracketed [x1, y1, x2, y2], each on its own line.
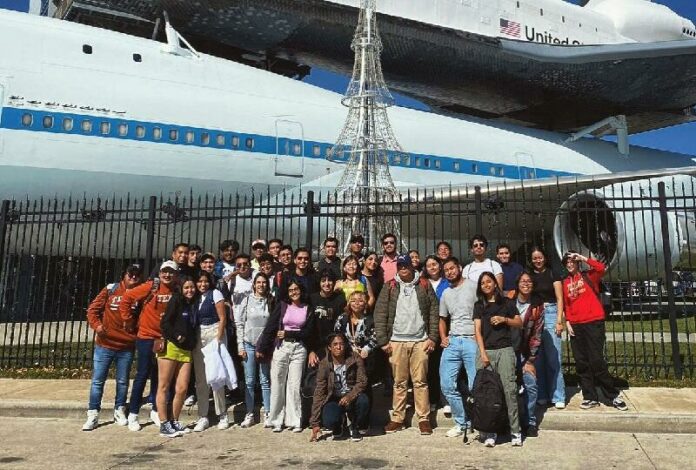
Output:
[157, 341, 191, 363]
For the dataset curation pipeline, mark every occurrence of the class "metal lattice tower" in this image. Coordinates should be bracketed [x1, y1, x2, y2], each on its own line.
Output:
[329, 0, 404, 252]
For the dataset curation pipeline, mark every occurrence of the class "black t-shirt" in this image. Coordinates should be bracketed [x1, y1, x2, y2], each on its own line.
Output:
[473, 299, 518, 350]
[309, 292, 347, 355]
[530, 268, 561, 303]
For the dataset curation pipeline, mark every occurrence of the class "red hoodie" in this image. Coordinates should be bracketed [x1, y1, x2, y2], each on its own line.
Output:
[562, 258, 606, 324]
[86, 282, 137, 350]
[119, 279, 174, 340]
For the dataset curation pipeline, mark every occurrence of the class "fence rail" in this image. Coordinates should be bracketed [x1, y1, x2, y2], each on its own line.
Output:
[0, 176, 695, 379]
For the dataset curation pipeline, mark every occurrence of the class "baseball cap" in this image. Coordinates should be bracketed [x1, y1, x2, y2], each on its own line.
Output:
[396, 254, 412, 268]
[160, 260, 179, 272]
[251, 239, 267, 249]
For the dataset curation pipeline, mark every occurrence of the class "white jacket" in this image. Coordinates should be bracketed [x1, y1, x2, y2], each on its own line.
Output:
[201, 339, 238, 391]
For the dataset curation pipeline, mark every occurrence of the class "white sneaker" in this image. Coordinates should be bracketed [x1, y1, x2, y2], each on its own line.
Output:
[150, 410, 161, 426]
[184, 395, 196, 407]
[240, 413, 254, 428]
[272, 425, 283, 433]
[113, 406, 128, 426]
[511, 433, 523, 446]
[217, 413, 230, 430]
[445, 425, 464, 438]
[263, 413, 272, 428]
[554, 402, 566, 410]
[443, 405, 452, 417]
[127, 413, 141, 432]
[193, 417, 209, 432]
[484, 433, 497, 447]
[82, 410, 99, 431]
[291, 426, 303, 433]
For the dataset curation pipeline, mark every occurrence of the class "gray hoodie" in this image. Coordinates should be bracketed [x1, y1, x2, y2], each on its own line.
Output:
[391, 272, 427, 342]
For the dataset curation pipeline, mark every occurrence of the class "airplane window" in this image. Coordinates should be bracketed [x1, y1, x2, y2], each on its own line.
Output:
[153, 127, 162, 140]
[216, 135, 225, 146]
[562, 16, 565, 23]
[135, 125, 145, 138]
[293, 143, 302, 155]
[246, 137, 254, 149]
[100, 122, 110, 134]
[185, 130, 194, 143]
[313, 145, 321, 157]
[434, 159, 440, 169]
[540, 8, 543, 16]
[133, 53, 142, 63]
[83, 44, 92, 54]
[489, 166, 496, 175]
[21, 113, 32, 127]
[498, 167, 505, 176]
[81, 120, 92, 133]
[63, 118, 73, 131]
[169, 129, 178, 141]
[472, 163, 478, 173]
[118, 123, 128, 136]
[415, 157, 421, 167]
[403, 156, 411, 166]
[424, 158, 430, 168]
[232, 136, 240, 148]
[516, 1, 520, 7]
[453, 162, 460, 172]
[201, 132, 210, 145]
[393, 155, 401, 165]
[42, 116, 54, 129]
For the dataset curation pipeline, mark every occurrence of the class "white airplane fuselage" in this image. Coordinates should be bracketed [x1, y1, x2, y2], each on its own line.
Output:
[0, 9, 694, 201]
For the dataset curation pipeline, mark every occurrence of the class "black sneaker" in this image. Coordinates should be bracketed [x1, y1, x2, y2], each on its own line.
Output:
[612, 397, 628, 411]
[159, 421, 180, 438]
[579, 400, 600, 410]
[349, 426, 363, 442]
[525, 425, 538, 438]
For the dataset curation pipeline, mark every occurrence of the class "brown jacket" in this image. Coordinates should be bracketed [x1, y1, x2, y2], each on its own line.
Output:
[86, 282, 137, 350]
[310, 352, 367, 429]
[373, 276, 439, 346]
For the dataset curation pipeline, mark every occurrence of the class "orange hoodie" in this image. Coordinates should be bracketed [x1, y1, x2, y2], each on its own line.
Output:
[86, 282, 137, 350]
[119, 279, 174, 340]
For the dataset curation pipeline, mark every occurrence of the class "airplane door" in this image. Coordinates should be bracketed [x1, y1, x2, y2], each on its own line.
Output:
[515, 151, 536, 180]
[274, 119, 305, 178]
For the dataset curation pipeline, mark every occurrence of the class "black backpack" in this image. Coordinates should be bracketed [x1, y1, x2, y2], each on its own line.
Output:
[464, 367, 509, 437]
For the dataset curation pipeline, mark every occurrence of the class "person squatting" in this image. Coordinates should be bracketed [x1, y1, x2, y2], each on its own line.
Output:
[83, 234, 627, 445]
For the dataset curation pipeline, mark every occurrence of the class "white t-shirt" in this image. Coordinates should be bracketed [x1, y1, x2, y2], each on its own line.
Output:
[462, 258, 502, 283]
[232, 270, 257, 306]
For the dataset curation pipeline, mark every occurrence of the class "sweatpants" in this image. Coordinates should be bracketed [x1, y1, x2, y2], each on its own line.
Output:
[476, 346, 520, 434]
[570, 320, 619, 402]
[192, 324, 228, 418]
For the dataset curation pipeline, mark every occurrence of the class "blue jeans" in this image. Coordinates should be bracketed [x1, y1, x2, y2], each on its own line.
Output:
[242, 342, 271, 413]
[88, 345, 134, 411]
[322, 393, 370, 432]
[518, 357, 538, 427]
[128, 338, 158, 415]
[439, 336, 478, 427]
[537, 305, 566, 405]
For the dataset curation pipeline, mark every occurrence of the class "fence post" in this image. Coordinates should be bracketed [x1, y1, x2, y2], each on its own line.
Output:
[0, 200, 10, 274]
[474, 186, 483, 235]
[657, 182, 683, 380]
[305, 191, 315, 253]
[143, 196, 157, 277]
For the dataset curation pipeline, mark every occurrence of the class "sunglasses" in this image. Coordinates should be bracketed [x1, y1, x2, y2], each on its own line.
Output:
[472, 242, 486, 248]
[383, 241, 395, 245]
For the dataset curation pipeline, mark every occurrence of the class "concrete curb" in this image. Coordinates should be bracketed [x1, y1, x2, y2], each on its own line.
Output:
[3, 400, 696, 434]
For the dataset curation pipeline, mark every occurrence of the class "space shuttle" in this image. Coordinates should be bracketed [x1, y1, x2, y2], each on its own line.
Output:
[0, 7, 694, 278]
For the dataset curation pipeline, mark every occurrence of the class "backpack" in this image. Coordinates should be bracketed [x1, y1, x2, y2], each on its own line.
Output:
[464, 367, 509, 437]
[580, 271, 613, 315]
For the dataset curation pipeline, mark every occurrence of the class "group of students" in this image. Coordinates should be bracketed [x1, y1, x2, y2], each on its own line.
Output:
[83, 233, 627, 445]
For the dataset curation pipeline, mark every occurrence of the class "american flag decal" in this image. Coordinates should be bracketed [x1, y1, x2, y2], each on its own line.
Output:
[500, 18, 521, 38]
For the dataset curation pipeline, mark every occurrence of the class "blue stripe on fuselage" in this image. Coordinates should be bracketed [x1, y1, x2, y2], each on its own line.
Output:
[0, 106, 577, 180]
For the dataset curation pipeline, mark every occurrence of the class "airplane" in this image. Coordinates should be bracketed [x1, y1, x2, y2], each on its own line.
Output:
[0, 9, 694, 280]
[48, 0, 696, 134]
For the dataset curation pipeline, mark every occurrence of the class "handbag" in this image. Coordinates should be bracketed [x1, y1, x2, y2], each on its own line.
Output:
[152, 338, 167, 354]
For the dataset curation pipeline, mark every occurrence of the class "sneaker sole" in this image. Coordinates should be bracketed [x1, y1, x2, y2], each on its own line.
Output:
[159, 433, 180, 438]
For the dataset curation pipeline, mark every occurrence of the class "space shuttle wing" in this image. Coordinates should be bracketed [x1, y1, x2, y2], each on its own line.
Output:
[393, 166, 696, 250]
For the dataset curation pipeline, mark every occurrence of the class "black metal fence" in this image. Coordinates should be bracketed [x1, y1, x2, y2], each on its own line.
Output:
[0, 175, 694, 379]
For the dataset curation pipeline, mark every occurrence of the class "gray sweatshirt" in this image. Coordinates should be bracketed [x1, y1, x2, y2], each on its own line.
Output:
[391, 272, 427, 342]
[235, 294, 271, 352]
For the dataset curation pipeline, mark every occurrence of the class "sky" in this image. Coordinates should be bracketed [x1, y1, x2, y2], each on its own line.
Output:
[304, 0, 696, 157]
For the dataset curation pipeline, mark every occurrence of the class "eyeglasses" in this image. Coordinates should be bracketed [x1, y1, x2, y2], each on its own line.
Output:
[236, 262, 250, 268]
[383, 241, 395, 245]
[288, 287, 301, 293]
[472, 242, 486, 248]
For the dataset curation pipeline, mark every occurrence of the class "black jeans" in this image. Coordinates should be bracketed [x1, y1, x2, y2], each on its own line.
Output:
[570, 320, 618, 402]
[322, 393, 370, 433]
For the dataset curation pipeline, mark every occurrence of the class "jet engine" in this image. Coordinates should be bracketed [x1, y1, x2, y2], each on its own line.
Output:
[553, 175, 696, 281]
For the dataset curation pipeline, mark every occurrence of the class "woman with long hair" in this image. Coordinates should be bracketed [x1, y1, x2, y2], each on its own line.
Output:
[422, 255, 450, 300]
[191, 271, 230, 432]
[473, 271, 523, 447]
[361, 251, 384, 301]
[258, 280, 315, 432]
[156, 276, 197, 437]
[236, 272, 275, 428]
[335, 255, 375, 310]
[528, 246, 566, 409]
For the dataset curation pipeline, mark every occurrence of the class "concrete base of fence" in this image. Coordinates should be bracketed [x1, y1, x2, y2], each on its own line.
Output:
[1, 379, 696, 434]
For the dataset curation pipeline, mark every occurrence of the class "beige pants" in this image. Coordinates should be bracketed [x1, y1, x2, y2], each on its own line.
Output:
[192, 323, 228, 418]
[389, 340, 430, 423]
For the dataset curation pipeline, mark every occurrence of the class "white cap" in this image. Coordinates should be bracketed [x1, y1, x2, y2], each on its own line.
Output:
[160, 260, 179, 272]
